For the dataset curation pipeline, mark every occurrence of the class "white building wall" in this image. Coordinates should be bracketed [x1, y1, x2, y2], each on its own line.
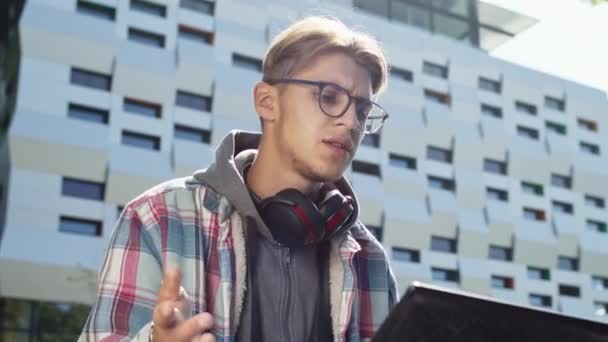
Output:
[0, 0, 607, 323]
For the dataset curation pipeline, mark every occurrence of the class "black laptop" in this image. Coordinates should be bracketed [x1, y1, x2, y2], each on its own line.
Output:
[372, 281, 608, 342]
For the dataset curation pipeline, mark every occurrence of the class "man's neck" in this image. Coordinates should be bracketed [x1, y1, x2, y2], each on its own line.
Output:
[246, 147, 322, 202]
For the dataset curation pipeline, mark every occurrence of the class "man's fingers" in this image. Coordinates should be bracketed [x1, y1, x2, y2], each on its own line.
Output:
[173, 313, 214, 341]
[192, 332, 216, 342]
[159, 268, 181, 301]
[153, 300, 178, 328]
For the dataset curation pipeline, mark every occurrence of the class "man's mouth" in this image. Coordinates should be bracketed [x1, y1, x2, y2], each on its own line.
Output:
[322, 139, 353, 153]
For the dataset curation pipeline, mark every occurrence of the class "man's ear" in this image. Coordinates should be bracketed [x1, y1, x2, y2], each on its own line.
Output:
[253, 81, 278, 123]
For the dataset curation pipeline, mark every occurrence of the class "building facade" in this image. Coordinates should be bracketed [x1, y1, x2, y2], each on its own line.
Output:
[1, 0, 607, 339]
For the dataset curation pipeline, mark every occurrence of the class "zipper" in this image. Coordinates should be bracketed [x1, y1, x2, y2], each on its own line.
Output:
[281, 247, 293, 342]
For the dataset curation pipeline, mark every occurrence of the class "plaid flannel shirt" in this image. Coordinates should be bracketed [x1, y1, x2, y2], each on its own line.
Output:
[79, 176, 398, 342]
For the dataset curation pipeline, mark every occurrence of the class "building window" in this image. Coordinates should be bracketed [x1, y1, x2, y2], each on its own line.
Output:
[592, 276, 608, 290]
[550, 173, 571, 189]
[557, 256, 579, 271]
[578, 118, 598, 132]
[483, 158, 507, 175]
[523, 207, 545, 221]
[352, 160, 381, 177]
[392, 247, 420, 263]
[178, 25, 214, 45]
[558, 284, 581, 298]
[130, 0, 166, 17]
[585, 194, 605, 209]
[481, 104, 502, 119]
[427, 175, 455, 192]
[123, 97, 162, 118]
[391, 66, 413, 82]
[527, 266, 550, 281]
[128, 27, 165, 48]
[0, 298, 91, 341]
[529, 294, 552, 308]
[594, 302, 608, 316]
[552, 200, 574, 214]
[486, 187, 508, 202]
[515, 101, 537, 116]
[430, 236, 457, 253]
[179, 0, 214, 15]
[478, 77, 501, 94]
[233, 53, 263, 72]
[121, 130, 161, 151]
[70, 67, 112, 91]
[174, 125, 211, 144]
[431, 267, 460, 283]
[587, 219, 607, 234]
[426, 146, 452, 163]
[59, 216, 102, 236]
[423, 61, 448, 79]
[361, 134, 380, 148]
[76, 0, 116, 20]
[367, 224, 383, 242]
[521, 181, 543, 196]
[67, 103, 109, 124]
[62, 177, 105, 201]
[389, 153, 416, 170]
[580, 141, 600, 155]
[545, 96, 565, 112]
[175, 90, 212, 112]
[424, 89, 451, 106]
[516, 125, 539, 140]
[545, 121, 567, 135]
[491, 275, 514, 289]
[488, 245, 513, 261]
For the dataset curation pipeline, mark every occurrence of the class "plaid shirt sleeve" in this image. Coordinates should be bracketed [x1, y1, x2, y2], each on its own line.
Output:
[79, 200, 164, 342]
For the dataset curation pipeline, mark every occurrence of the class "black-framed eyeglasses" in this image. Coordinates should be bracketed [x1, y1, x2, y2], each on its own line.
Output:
[265, 78, 389, 134]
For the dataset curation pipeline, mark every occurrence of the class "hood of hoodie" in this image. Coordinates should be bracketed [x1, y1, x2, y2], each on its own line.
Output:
[191, 130, 361, 243]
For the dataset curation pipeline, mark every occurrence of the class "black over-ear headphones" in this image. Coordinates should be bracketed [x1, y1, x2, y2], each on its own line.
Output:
[249, 186, 355, 247]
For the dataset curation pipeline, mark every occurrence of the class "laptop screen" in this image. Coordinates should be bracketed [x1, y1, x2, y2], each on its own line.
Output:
[373, 282, 608, 342]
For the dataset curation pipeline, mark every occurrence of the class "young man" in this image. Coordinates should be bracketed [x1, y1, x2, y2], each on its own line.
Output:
[79, 16, 397, 342]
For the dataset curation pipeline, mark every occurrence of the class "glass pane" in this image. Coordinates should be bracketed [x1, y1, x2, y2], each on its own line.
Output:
[2, 298, 32, 329]
[68, 104, 108, 124]
[37, 302, 91, 340]
[406, 4, 431, 30]
[433, 13, 470, 41]
[179, 0, 214, 15]
[354, 0, 389, 17]
[62, 178, 104, 200]
[432, 0, 468, 15]
[122, 131, 160, 150]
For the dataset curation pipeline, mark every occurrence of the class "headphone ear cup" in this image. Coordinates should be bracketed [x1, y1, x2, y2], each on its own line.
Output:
[318, 190, 345, 221]
[319, 191, 354, 238]
[259, 188, 326, 245]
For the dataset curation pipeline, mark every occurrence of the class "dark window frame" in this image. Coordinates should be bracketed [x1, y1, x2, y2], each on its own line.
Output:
[391, 66, 413, 82]
[516, 125, 539, 140]
[527, 266, 551, 281]
[424, 89, 451, 106]
[478, 76, 501, 93]
[486, 187, 508, 202]
[557, 255, 579, 271]
[481, 103, 502, 119]
[175, 90, 212, 112]
[352, 160, 381, 178]
[67, 103, 109, 124]
[423, 61, 448, 79]
[426, 145, 453, 163]
[123, 97, 162, 119]
[59, 215, 102, 236]
[61, 177, 105, 201]
[544, 96, 565, 112]
[515, 101, 537, 116]
[70, 67, 112, 91]
[76, 0, 116, 21]
[488, 245, 513, 261]
[389, 153, 417, 170]
[178, 24, 214, 45]
[392, 247, 420, 263]
[127, 27, 166, 48]
[121, 130, 161, 151]
[174, 124, 211, 144]
[483, 158, 507, 175]
[232, 53, 263, 72]
[430, 236, 457, 253]
[179, 0, 215, 15]
[130, 0, 166, 17]
[427, 175, 456, 192]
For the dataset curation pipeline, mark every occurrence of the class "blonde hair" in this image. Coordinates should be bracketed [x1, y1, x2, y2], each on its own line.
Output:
[262, 16, 389, 95]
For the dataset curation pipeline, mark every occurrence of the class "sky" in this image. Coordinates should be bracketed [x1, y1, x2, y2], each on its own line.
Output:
[485, 0, 608, 93]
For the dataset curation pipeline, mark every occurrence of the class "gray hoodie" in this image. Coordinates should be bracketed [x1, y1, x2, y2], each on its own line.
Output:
[192, 130, 361, 342]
